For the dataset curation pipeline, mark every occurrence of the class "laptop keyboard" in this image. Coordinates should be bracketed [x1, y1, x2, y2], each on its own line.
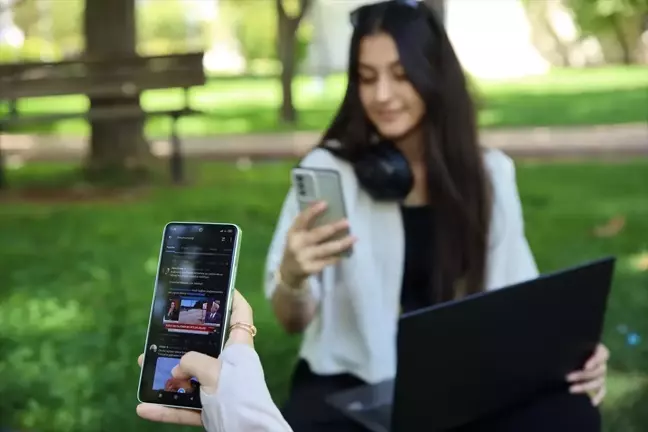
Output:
[361, 403, 392, 429]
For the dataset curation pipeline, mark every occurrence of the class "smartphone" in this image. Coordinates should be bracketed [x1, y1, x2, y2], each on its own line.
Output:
[137, 222, 241, 410]
[291, 167, 352, 257]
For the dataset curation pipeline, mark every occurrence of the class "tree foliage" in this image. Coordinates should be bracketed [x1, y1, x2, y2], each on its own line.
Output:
[218, 0, 313, 71]
[137, 0, 210, 55]
[565, 0, 648, 63]
[11, 0, 84, 57]
[566, 0, 648, 36]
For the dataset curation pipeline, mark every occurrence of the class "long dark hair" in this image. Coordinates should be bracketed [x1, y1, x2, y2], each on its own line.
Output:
[320, 1, 491, 303]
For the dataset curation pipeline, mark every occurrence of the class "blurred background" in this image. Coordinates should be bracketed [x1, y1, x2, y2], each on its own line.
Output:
[0, 0, 646, 431]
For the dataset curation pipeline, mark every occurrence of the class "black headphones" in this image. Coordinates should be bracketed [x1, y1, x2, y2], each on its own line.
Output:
[353, 140, 414, 201]
[321, 139, 414, 202]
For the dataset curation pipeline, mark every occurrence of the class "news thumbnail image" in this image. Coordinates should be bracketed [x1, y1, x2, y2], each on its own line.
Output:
[153, 356, 199, 394]
[163, 295, 222, 335]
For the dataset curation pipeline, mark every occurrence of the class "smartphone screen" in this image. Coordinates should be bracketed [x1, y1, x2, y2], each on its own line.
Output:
[138, 222, 240, 409]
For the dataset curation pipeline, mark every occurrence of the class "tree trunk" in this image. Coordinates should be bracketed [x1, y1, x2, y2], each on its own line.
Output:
[277, 15, 298, 123]
[83, 0, 151, 183]
[423, 0, 445, 24]
[276, 0, 312, 124]
[610, 14, 632, 65]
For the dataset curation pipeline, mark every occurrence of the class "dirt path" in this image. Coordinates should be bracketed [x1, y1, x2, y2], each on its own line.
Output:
[1, 123, 646, 162]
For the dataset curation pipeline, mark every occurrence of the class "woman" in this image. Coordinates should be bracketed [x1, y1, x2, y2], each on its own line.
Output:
[264, 1, 608, 431]
[136, 290, 292, 432]
[165, 300, 179, 321]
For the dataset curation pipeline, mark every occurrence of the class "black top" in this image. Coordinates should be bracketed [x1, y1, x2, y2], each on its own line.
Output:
[400, 205, 435, 313]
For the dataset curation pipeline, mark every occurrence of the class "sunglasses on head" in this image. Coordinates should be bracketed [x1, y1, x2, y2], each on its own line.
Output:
[349, 0, 420, 27]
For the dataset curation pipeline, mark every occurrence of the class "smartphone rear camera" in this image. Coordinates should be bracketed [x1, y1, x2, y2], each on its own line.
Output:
[296, 174, 306, 195]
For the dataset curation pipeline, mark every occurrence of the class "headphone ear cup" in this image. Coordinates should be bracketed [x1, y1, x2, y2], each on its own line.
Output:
[354, 141, 414, 201]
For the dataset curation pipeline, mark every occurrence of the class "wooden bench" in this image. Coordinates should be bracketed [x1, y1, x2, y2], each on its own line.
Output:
[0, 52, 207, 188]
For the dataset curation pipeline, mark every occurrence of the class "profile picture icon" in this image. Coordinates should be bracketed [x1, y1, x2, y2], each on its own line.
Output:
[150, 344, 158, 353]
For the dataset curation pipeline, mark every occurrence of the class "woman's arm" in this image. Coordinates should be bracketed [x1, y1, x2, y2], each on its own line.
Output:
[501, 156, 539, 281]
[270, 271, 319, 334]
[485, 150, 539, 290]
[265, 150, 355, 333]
[264, 188, 321, 333]
[485, 151, 608, 404]
[201, 344, 293, 432]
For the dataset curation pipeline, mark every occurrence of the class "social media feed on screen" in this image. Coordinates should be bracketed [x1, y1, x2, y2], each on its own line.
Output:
[138, 222, 239, 409]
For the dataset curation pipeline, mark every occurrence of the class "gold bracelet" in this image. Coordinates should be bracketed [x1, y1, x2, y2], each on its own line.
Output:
[229, 322, 257, 337]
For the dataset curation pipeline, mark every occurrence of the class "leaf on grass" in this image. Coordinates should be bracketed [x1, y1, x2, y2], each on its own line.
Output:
[593, 215, 626, 238]
[631, 252, 648, 272]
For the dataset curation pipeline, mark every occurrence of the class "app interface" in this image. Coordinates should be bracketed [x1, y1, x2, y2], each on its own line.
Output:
[139, 223, 238, 407]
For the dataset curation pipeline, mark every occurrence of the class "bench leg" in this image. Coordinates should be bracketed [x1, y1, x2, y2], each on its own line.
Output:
[9, 100, 17, 117]
[0, 133, 5, 190]
[170, 115, 183, 184]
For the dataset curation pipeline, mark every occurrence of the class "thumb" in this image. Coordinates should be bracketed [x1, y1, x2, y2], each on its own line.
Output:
[173, 290, 254, 394]
[176, 351, 222, 394]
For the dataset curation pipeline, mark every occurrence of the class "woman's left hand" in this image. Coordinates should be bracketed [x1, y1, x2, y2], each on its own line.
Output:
[136, 289, 255, 427]
[566, 343, 609, 406]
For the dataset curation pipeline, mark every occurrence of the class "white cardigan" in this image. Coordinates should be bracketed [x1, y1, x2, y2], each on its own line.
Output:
[264, 148, 539, 384]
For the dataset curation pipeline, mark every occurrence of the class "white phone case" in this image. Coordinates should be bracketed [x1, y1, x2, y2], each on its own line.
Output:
[291, 167, 352, 257]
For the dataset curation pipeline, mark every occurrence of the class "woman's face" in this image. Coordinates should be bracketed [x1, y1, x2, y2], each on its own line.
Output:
[357, 32, 425, 140]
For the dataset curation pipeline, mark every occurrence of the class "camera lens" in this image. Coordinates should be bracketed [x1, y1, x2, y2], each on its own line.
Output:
[295, 174, 307, 195]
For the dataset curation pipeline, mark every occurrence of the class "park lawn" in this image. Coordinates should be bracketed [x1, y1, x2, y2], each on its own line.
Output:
[1, 158, 648, 432]
[1, 66, 647, 137]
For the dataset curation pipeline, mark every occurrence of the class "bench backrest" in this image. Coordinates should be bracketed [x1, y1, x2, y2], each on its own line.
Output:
[0, 52, 206, 100]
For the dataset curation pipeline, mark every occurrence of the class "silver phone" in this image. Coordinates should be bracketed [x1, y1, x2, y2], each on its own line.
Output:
[291, 167, 352, 257]
[137, 222, 241, 410]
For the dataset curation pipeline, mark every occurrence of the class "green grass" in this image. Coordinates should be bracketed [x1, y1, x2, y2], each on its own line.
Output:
[1, 158, 648, 432]
[1, 66, 647, 137]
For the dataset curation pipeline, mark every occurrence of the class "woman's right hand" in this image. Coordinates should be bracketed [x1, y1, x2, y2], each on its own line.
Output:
[280, 201, 356, 286]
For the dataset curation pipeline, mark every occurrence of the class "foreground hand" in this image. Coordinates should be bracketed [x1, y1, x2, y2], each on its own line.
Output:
[281, 201, 356, 286]
[566, 343, 609, 406]
[136, 289, 254, 426]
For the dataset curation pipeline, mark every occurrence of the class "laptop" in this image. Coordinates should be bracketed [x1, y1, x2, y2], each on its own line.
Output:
[327, 257, 615, 432]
